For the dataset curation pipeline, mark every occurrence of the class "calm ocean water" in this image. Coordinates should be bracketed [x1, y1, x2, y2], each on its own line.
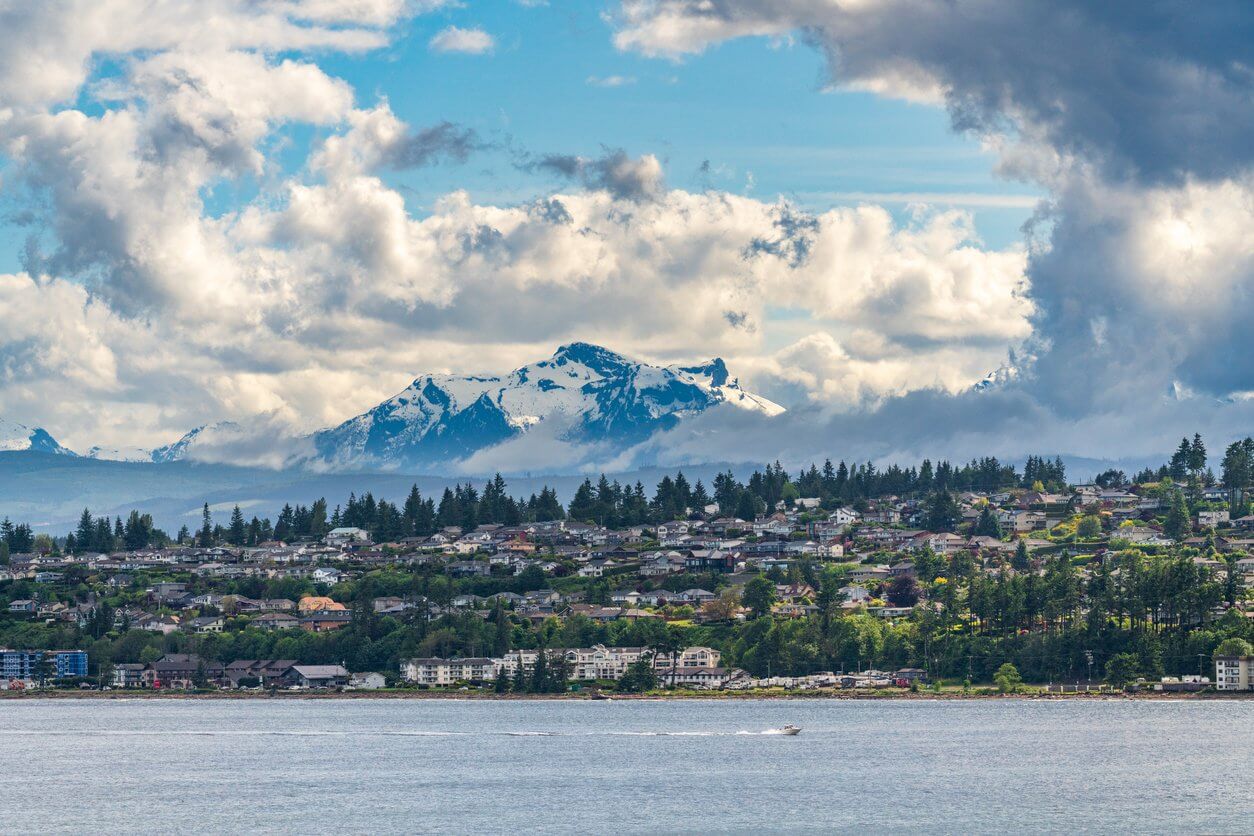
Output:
[0, 698, 1249, 834]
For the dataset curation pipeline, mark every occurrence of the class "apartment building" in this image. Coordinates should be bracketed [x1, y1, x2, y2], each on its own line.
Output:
[1215, 655, 1253, 691]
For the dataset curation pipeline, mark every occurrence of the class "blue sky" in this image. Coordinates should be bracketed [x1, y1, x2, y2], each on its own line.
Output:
[0, 0, 1245, 465]
[329, 1, 1037, 243]
[0, 0, 1036, 276]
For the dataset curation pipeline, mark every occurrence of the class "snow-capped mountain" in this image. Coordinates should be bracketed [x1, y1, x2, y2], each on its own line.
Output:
[312, 342, 784, 469]
[150, 422, 243, 464]
[5, 345, 784, 471]
[81, 423, 246, 463]
[971, 353, 1022, 392]
[85, 445, 154, 463]
[0, 419, 75, 455]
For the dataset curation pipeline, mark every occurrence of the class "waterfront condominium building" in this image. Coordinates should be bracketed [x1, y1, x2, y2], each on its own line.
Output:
[401, 657, 499, 686]
[1214, 655, 1254, 691]
[0, 649, 90, 680]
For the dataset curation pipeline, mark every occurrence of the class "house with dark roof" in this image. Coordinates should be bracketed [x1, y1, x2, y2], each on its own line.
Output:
[143, 654, 224, 688]
[290, 665, 349, 688]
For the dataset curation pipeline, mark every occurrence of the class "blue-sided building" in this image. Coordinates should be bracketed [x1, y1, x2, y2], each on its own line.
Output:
[0, 649, 89, 680]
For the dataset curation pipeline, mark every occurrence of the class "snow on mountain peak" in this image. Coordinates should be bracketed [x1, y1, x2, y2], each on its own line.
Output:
[313, 343, 785, 468]
[4, 344, 785, 471]
[0, 419, 75, 455]
[150, 422, 243, 463]
[86, 445, 154, 463]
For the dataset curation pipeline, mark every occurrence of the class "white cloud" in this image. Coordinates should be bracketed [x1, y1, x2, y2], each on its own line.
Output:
[586, 75, 637, 87]
[0, 0, 1044, 464]
[0, 140, 1032, 452]
[0, 0, 406, 109]
[428, 25, 496, 54]
[608, 0, 1254, 442]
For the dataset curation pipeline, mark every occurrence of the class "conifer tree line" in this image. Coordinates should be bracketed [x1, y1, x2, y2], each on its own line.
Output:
[1, 517, 35, 554]
[40, 432, 1254, 553]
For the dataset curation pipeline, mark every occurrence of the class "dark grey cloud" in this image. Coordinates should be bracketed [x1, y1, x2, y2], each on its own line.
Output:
[743, 203, 820, 267]
[381, 121, 484, 169]
[527, 197, 573, 225]
[521, 147, 665, 200]
[620, 0, 1254, 186]
[626, 383, 1254, 478]
[616, 0, 1254, 429]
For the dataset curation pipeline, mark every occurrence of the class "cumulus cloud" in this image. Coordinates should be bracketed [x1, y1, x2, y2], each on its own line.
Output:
[613, 0, 1253, 185]
[311, 104, 482, 178]
[428, 25, 496, 54]
[609, 0, 1254, 446]
[0, 0, 404, 109]
[9, 0, 1216, 474]
[0, 157, 1030, 452]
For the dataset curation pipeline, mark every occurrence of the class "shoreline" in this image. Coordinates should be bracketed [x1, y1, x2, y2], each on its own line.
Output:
[1, 689, 1244, 701]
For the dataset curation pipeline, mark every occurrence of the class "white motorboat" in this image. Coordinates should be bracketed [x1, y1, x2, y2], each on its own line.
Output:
[778, 725, 801, 736]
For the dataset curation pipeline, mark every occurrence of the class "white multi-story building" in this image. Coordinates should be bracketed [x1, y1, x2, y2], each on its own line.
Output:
[1215, 655, 1253, 691]
[401, 657, 499, 686]
[564, 645, 649, 680]
[653, 646, 722, 671]
[406, 645, 726, 685]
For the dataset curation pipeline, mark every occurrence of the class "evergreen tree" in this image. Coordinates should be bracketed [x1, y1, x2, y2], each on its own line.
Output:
[1188, 433, 1207, 478]
[228, 505, 246, 545]
[1221, 437, 1253, 512]
[75, 509, 95, 552]
[1163, 491, 1191, 540]
[1169, 437, 1191, 480]
[743, 575, 776, 618]
[973, 506, 1003, 538]
[530, 646, 549, 693]
[198, 503, 214, 546]
[1011, 539, 1032, 573]
[925, 491, 961, 532]
[568, 479, 598, 522]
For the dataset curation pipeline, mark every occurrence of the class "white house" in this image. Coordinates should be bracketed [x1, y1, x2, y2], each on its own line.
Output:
[657, 521, 691, 546]
[312, 567, 343, 584]
[831, 507, 860, 526]
[348, 672, 387, 690]
[840, 585, 873, 604]
[325, 527, 371, 547]
[1198, 510, 1230, 529]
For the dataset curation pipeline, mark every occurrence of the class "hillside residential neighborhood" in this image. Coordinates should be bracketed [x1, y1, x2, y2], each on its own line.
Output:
[2, 438, 1253, 695]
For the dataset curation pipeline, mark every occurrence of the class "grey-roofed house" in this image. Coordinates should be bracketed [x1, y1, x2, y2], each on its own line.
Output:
[291, 665, 349, 688]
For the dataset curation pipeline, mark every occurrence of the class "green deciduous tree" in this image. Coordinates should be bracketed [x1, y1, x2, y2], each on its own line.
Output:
[1104, 653, 1140, 687]
[743, 575, 777, 618]
[993, 662, 1022, 693]
[1213, 638, 1253, 658]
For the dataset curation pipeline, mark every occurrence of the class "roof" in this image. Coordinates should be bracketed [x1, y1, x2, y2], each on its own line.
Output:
[292, 665, 349, 678]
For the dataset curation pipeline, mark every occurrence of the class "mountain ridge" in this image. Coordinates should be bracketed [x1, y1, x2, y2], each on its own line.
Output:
[7, 343, 784, 471]
[310, 342, 784, 469]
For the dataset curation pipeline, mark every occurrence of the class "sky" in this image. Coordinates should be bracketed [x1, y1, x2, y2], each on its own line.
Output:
[0, 0, 1249, 469]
